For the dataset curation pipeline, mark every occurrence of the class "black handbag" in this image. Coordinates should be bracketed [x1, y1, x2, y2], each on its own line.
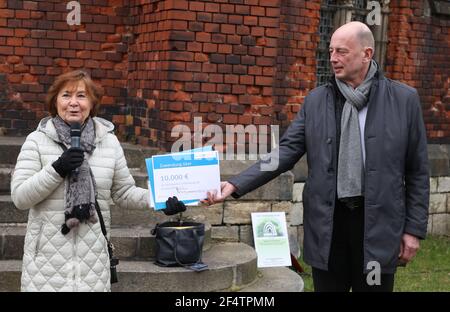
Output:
[95, 201, 119, 284]
[151, 221, 208, 272]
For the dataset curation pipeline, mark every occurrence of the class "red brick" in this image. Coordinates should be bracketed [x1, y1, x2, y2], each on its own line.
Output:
[195, 52, 209, 62]
[218, 44, 232, 54]
[212, 13, 227, 23]
[223, 114, 238, 124]
[202, 63, 217, 73]
[220, 4, 234, 14]
[216, 104, 230, 113]
[7, 56, 21, 64]
[196, 32, 211, 42]
[209, 74, 223, 83]
[0, 28, 14, 36]
[240, 75, 254, 85]
[224, 95, 238, 104]
[203, 43, 218, 53]
[259, 0, 280, 7]
[259, 17, 279, 27]
[169, 72, 193, 81]
[229, 15, 243, 25]
[253, 116, 271, 125]
[224, 75, 239, 84]
[217, 84, 231, 93]
[205, 3, 220, 12]
[69, 59, 84, 68]
[251, 6, 265, 16]
[235, 5, 250, 15]
[201, 83, 216, 92]
[0, 9, 14, 18]
[236, 25, 250, 35]
[251, 26, 265, 37]
[244, 16, 257, 26]
[7, 37, 23, 46]
[221, 24, 236, 34]
[16, 10, 30, 19]
[232, 85, 246, 94]
[204, 23, 220, 33]
[189, 1, 205, 11]
[187, 41, 202, 52]
[15, 47, 29, 56]
[23, 1, 38, 10]
[238, 115, 253, 125]
[255, 76, 272, 86]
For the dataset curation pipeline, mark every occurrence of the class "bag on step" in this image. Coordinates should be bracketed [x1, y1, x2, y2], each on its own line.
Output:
[151, 221, 208, 272]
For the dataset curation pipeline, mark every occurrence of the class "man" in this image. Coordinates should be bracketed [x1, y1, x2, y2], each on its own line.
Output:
[204, 22, 429, 292]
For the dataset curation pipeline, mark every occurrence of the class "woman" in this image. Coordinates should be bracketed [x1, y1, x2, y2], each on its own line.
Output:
[11, 70, 153, 292]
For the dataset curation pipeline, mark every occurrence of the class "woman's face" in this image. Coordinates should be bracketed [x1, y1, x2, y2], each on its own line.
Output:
[56, 81, 92, 124]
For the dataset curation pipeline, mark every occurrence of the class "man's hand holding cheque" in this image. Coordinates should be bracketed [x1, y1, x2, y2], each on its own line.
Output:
[202, 182, 237, 205]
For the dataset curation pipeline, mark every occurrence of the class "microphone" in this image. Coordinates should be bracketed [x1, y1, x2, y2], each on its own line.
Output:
[70, 122, 81, 174]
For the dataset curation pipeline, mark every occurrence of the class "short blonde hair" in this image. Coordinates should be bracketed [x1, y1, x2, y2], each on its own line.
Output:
[46, 70, 103, 117]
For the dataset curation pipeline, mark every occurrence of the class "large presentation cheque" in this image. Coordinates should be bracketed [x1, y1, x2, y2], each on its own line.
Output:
[146, 149, 221, 210]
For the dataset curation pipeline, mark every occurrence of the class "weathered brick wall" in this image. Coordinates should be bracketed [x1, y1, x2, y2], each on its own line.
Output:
[0, 0, 448, 147]
[386, 0, 450, 144]
[0, 0, 129, 135]
[126, 0, 320, 150]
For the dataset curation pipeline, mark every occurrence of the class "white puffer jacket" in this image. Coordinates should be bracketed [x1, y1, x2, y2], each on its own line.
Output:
[11, 117, 149, 292]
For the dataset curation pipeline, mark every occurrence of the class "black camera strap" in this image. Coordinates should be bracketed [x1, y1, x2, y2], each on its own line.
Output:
[94, 201, 111, 253]
[95, 200, 119, 284]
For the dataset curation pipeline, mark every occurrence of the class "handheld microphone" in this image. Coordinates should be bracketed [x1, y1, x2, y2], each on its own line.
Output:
[70, 122, 81, 174]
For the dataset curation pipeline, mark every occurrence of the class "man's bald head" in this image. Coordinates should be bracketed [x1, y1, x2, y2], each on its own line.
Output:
[333, 21, 375, 50]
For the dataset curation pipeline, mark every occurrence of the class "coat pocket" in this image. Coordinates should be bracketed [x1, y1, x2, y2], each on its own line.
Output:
[34, 222, 44, 259]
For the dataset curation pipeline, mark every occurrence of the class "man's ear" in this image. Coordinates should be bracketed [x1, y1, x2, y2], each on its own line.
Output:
[363, 47, 374, 63]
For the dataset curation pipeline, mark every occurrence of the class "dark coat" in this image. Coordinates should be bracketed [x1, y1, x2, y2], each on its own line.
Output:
[228, 70, 429, 273]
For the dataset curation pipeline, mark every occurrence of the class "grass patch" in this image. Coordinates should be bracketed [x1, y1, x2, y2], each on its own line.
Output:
[296, 235, 450, 292]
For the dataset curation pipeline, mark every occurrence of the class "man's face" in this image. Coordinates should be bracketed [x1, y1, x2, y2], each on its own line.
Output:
[329, 32, 366, 86]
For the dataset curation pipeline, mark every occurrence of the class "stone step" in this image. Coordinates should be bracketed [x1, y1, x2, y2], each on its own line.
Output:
[0, 166, 12, 195]
[1, 192, 225, 228]
[0, 137, 25, 165]
[0, 242, 259, 292]
[238, 267, 304, 292]
[112, 242, 258, 292]
[0, 260, 21, 292]
[0, 224, 212, 261]
[0, 195, 28, 223]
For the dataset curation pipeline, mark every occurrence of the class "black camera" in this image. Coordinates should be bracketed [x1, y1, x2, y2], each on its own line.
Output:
[110, 257, 119, 284]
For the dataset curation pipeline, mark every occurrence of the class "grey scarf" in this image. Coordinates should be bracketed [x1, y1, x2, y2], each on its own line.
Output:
[335, 60, 378, 199]
[52, 116, 98, 234]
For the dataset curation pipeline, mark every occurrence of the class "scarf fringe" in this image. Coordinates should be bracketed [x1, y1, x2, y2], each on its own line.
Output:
[61, 203, 98, 235]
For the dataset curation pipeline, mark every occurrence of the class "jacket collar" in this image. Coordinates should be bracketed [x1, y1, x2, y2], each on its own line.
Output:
[37, 116, 115, 144]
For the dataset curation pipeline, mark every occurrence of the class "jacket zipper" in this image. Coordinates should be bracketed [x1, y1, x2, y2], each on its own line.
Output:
[72, 228, 78, 292]
[34, 222, 44, 259]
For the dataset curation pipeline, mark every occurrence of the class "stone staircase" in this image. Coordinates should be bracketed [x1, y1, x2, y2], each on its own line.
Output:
[0, 136, 303, 292]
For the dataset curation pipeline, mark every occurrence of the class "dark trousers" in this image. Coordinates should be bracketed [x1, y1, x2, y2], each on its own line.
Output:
[312, 198, 395, 292]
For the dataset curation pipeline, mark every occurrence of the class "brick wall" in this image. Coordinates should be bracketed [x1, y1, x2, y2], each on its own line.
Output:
[0, 0, 129, 136]
[0, 0, 448, 147]
[126, 0, 320, 150]
[386, 0, 450, 144]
